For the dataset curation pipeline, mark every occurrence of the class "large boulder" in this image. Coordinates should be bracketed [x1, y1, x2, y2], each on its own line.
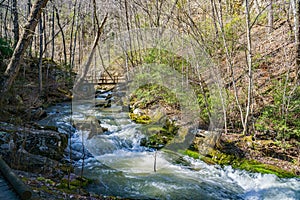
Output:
[191, 130, 222, 155]
[0, 122, 68, 161]
[3, 148, 60, 173]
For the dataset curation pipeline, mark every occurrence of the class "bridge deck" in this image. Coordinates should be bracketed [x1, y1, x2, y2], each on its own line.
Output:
[0, 173, 19, 200]
[85, 76, 126, 85]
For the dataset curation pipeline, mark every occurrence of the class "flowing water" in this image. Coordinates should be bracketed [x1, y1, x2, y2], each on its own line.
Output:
[38, 92, 300, 200]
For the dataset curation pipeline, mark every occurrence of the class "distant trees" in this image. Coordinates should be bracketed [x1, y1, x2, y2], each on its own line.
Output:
[291, 0, 300, 77]
[0, 0, 49, 94]
[0, 0, 299, 136]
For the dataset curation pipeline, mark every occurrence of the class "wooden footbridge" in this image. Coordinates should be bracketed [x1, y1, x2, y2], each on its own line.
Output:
[85, 75, 126, 85]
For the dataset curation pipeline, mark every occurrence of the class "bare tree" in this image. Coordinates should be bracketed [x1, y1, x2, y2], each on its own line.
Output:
[244, 0, 253, 135]
[51, 4, 54, 60]
[27, 0, 32, 57]
[268, 0, 274, 33]
[2, 0, 10, 39]
[211, 0, 245, 132]
[54, 5, 67, 65]
[12, 0, 19, 47]
[254, 0, 261, 15]
[210, 0, 219, 39]
[291, 0, 300, 77]
[38, 17, 43, 93]
[73, 0, 108, 92]
[69, 0, 77, 66]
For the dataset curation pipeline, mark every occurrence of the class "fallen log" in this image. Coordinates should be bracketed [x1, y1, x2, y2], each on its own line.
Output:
[0, 156, 32, 200]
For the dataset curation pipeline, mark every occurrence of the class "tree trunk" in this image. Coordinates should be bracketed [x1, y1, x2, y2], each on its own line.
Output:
[244, 0, 253, 135]
[291, 0, 300, 79]
[69, 0, 77, 66]
[43, 12, 47, 57]
[214, 0, 244, 131]
[54, 6, 67, 65]
[0, 12, 2, 37]
[268, 0, 274, 33]
[297, 0, 300, 80]
[210, 0, 219, 39]
[292, 0, 299, 45]
[27, 0, 32, 58]
[38, 17, 43, 93]
[71, 7, 80, 70]
[124, 0, 135, 68]
[0, 0, 49, 95]
[3, 0, 9, 39]
[254, 0, 261, 15]
[51, 4, 55, 60]
[12, 0, 19, 48]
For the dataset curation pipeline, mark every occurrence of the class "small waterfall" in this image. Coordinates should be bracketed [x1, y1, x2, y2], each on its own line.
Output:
[39, 91, 300, 200]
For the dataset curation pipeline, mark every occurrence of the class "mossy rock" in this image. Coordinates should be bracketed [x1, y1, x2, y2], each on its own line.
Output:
[141, 125, 167, 135]
[129, 113, 151, 124]
[140, 125, 170, 149]
[139, 120, 179, 149]
[58, 176, 92, 191]
[180, 149, 297, 178]
[233, 160, 296, 178]
[180, 149, 200, 159]
[208, 149, 236, 165]
[147, 134, 169, 149]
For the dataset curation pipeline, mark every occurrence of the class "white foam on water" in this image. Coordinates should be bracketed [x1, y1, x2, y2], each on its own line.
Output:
[40, 102, 300, 200]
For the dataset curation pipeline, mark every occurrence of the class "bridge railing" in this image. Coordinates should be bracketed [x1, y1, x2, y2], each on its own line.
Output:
[84, 75, 126, 85]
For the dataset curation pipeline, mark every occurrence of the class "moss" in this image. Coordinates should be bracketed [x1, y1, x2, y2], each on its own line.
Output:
[209, 149, 236, 165]
[33, 176, 90, 195]
[234, 160, 296, 178]
[180, 149, 298, 178]
[139, 120, 179, 149]
[39, 185, 55, 194]
[129, 113, 151, 124]
[37, 177, 46, 181]
[59, 176, 92, 190]
[57, 182, 77, 191]
[45, 179, 56, 185]
[181, 149, 200, 159]
[147, 134, 168, 148]
[57, 177, 91, 193]
[21, 176, 29, 182]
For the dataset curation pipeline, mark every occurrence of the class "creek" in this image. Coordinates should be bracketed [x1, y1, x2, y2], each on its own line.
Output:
[38, 89, 300, 200]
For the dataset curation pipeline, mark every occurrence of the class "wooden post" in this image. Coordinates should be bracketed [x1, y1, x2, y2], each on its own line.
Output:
[154, 150, 157, 172]
[0, 156, 33, 200]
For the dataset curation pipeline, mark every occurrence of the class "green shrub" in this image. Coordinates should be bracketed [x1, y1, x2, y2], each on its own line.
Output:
[130, 83, 179, 109]
[255, 80, 300, 140]
[0, 38, 13, 60]
[142, 48, 190, 75]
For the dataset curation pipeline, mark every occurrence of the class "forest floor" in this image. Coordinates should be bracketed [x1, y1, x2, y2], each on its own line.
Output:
[216, 20, 300, 177]
[220, 133, 300, 176]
